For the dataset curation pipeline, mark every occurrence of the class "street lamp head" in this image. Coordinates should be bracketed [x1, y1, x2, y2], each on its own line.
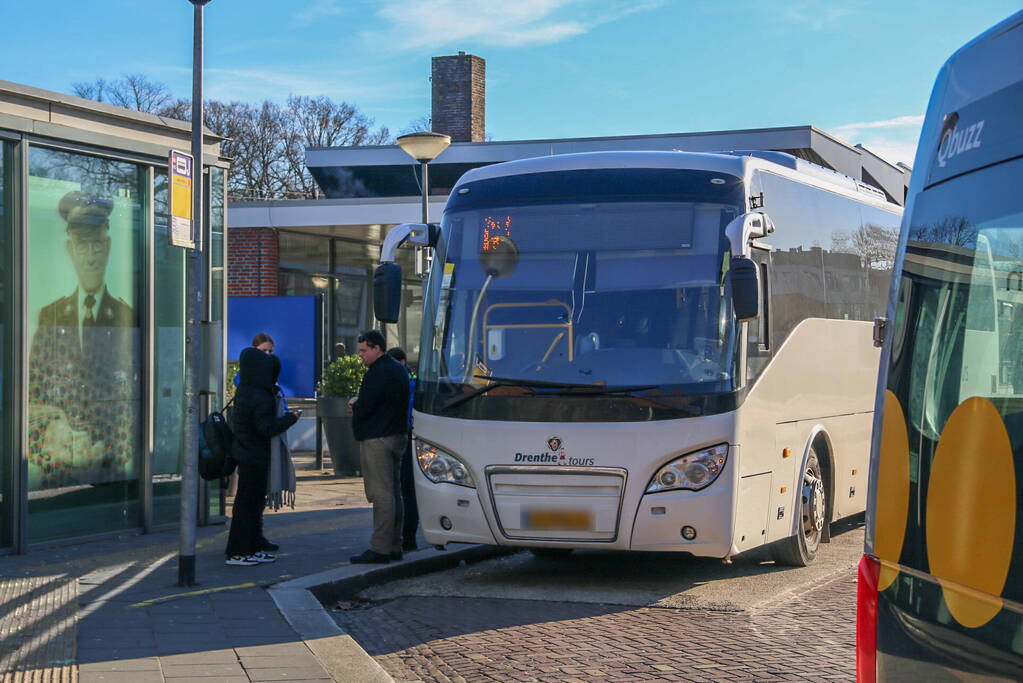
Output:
[397, 132, 451, 163]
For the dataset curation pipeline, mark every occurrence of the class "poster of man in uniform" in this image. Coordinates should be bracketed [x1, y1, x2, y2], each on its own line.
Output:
[27, 170, 141, 492]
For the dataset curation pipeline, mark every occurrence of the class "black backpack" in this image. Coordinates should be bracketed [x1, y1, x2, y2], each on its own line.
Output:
[199, 398, 236, 481]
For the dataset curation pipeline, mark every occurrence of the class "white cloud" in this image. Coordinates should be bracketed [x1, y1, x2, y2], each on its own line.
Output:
[776, 1, 857, 31]
[155, 64, 410, 104]
[829, 115, 925, 167]
[365, 0, 666, 49]
[831, 115, 925, 133]
[293, 0, 347, 27]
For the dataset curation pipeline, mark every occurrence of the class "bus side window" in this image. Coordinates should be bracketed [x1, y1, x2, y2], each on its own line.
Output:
[746, 247, 772, 381]
[759, 261, 771, 351]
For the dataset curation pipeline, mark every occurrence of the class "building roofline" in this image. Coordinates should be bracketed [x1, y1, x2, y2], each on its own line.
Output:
[853, 142, 904, 173]
[307, 124, 860, 157]
[231, 195, 424, 210]
[0, 79, 224, 141]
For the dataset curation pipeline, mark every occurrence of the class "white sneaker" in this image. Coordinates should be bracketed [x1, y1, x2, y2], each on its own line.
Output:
[250, 551, 276, 563]
[225, 555, 259, 566]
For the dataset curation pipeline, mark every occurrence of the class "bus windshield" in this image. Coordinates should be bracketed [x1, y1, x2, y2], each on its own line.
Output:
[892, 155, 1023, 445]
[417, 171, 745, 420]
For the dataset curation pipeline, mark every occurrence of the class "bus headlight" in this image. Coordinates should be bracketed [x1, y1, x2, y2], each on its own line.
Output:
[415, 439, 475, 488]
[646, 444, 728, 493]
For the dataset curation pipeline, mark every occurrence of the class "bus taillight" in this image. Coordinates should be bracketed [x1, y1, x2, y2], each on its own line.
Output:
[856, 554, 880, 683]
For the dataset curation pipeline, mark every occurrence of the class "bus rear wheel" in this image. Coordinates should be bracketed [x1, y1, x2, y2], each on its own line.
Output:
[772, 447, 827, 567]
[529, 548, 574, 559]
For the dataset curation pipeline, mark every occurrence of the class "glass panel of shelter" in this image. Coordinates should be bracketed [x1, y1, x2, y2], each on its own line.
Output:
[0, 142, 12, 549]
[151, 169, 187, 526]
[207, 168, 227, 521]
[25, 146, 145, 543]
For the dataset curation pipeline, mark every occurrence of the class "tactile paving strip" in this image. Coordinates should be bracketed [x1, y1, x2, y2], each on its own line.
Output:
[0, 576, 77, 683]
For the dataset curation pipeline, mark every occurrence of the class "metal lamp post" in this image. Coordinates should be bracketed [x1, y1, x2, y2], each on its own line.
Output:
[396, 132, 451, 224]
[179, 0, 213, 587]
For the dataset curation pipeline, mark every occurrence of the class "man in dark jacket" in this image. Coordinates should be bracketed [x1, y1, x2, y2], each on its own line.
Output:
[349, 330, 410, 564]
[225, 347, 299, 566]
[387, 346, 419, 551]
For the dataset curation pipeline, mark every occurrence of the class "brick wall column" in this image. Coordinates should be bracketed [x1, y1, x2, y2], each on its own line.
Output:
[227, 227, 279, 297]
[432, 52, 486, 142]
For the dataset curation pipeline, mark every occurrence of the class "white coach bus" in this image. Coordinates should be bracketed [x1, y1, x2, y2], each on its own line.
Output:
[375, 149, 902, 565]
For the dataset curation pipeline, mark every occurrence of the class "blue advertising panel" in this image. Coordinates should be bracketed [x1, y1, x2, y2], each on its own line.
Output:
[228, 296, 320, 398]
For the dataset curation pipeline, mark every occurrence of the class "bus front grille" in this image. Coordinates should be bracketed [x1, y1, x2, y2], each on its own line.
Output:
[484, 466, 627, 542]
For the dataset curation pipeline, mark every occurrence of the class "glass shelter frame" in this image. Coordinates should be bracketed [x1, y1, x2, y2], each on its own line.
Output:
[0, 128, 228, 554]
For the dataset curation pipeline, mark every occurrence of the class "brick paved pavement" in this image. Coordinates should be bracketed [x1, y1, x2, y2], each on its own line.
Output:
[333, 567, 857, 682]
[0, 454, 405, 682]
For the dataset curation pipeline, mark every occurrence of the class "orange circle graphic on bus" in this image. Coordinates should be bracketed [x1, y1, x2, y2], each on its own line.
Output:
[875, 390, 910, 590]
[927, 396, 1016, 628]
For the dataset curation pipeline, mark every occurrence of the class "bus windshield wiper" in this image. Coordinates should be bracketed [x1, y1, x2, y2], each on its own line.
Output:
[485, 375, 658, 392]
[441, 375, 657, 411]
[440, 378, 533, 411]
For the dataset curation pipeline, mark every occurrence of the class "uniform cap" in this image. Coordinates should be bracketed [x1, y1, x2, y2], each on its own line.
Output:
[59, 191, 114, 231]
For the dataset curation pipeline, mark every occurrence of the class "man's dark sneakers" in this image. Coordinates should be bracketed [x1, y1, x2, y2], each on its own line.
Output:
[350, 549, 390, 564]
[389, 551, 403, 561]
[402, 539, 418, 551]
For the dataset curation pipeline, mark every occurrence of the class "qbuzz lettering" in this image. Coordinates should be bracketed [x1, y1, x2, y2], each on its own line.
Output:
[938, 118, 985, 168]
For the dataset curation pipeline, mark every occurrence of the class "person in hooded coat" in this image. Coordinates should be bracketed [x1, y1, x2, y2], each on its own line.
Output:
[225, 347, 300, 566]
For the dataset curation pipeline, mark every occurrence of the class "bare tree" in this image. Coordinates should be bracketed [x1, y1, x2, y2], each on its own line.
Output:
[830, 230, 853, 254]
[288, 95, 390, 147]
[399, 115, 432, 135]
[72, 74, 172, 113]
[909, 216, 977, 248]
[73, 74, 392, 199]
[71, 78, 108, 102]
[282, 95, 391, 197]
[851, 223, 900, 270]
[157, 97, 191, 121]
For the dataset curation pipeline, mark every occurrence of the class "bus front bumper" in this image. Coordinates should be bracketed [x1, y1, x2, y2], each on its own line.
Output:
[417, 481, 497, 547]
[416, 476, 734, 558]
[628, 482, 734, 557]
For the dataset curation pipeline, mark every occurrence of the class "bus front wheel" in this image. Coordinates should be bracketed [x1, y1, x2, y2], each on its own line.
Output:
[771, 447, 827, 566]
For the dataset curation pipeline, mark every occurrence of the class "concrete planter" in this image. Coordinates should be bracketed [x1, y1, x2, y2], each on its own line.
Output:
[316, 396, 360, 477]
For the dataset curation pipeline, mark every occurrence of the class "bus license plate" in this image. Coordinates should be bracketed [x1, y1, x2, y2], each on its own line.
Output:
[522, 508, 593, 531]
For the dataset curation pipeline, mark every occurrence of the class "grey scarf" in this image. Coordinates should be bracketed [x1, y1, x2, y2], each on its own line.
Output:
[267, 392, 296, 510]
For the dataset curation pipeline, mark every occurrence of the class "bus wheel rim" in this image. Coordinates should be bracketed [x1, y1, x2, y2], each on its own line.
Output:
[801, 467, 825, 549]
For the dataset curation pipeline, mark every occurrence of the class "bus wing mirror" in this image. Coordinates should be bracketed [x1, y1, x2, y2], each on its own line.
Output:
[373, 263, 403, 323]
[725, 211, 775, 256]
[381, 223, 439, 263]
[731, 257, 760, 321]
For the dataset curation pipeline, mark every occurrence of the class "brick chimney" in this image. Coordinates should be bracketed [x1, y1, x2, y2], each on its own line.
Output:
[431, 52, 485, 142]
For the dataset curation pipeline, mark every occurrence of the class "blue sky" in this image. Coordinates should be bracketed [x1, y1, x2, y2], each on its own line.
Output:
[1, 1, 1018, 166]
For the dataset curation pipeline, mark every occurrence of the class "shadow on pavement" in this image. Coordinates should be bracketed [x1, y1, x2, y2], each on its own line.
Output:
[0, 455, 384, 676]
